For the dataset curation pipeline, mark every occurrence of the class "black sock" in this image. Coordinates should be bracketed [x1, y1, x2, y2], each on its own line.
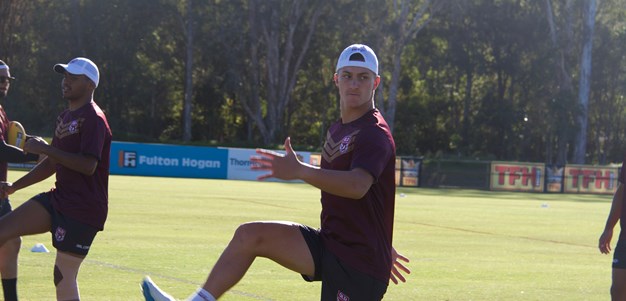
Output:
[2, 278, 17, 301]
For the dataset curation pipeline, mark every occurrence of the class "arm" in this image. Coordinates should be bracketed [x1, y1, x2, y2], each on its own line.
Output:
[23, 137, 98, 176]
[2, 156, 56, 195]
[0, 140, 38, 162]
[599, 183, 624, 254]
[251, 137, 373, 199]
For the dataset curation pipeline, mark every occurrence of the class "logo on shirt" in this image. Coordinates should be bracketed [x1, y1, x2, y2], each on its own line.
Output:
[337, 290, 350, 301]
[69, 120, 79, 133]
[55, 227, 66, 242]
[339, 136, 351, 154]
[55, 117, 85, 139]
[322, 130, 359, 163]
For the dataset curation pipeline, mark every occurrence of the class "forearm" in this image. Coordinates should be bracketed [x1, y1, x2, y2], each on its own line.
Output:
[40, 145, 97, 175]
[604, 184, 624, 231]
[0, 142, 38, 162]
[299, 164, 372, 199]
[12, 158, 55, 191]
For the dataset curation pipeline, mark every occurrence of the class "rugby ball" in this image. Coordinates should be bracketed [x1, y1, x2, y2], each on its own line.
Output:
[7, 121, 26, 149]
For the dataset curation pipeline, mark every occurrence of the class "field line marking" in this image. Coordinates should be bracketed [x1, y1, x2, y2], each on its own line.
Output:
[408, 221, 596, 249]
[21, 247, 274, 301]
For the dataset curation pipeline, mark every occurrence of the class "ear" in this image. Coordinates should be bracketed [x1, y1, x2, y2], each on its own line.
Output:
[373, 75, 381, 90]
[333, 73, 339, 86]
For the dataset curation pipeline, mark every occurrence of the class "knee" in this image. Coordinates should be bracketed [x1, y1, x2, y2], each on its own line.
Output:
[232, 222, 265, 248]
[54, 253, 83, 301]
[611, 283, 626, 300]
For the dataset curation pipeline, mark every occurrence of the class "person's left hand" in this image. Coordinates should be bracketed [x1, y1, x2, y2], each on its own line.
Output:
[250, 137, 302, 181]
[390, 247, 411, 284]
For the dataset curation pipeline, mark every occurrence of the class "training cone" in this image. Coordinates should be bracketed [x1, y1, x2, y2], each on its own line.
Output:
[31, 243, 50, 253]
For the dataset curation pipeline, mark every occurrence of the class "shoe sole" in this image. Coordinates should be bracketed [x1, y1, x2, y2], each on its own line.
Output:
[141, 280, 157, 301]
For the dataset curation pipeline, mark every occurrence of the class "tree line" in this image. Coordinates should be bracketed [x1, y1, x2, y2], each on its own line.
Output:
[1, 0, 624, 165]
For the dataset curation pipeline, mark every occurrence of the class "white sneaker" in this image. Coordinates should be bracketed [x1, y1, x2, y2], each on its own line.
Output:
[141, 276, 176, 301]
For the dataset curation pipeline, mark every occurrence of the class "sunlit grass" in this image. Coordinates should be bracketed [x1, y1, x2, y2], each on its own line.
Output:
[7, 172, 613, 300]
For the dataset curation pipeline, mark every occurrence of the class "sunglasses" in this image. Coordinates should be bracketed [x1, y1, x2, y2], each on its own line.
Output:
[0, 76, 15, 84]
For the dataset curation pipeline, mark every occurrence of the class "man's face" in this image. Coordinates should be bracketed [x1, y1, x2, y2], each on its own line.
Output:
[61, 72, 93, 101]
[334, 66, 380, 110]
[0, 68, 11, 98]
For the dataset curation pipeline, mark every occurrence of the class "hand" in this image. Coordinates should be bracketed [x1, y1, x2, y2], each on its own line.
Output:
[390, 247, 411, 284]
[250, 137, 302, 181]
[24, 136, 49, 155]
[0, 182, 16, 199]
[599, 228, 613, 254]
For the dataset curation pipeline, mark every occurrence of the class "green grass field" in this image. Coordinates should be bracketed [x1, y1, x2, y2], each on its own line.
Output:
[6, 171, 615, 300]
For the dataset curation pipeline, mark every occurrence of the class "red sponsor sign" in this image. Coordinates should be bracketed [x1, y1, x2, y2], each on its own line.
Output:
[490, 162, 544, 192]
[563, 165, 617, 194]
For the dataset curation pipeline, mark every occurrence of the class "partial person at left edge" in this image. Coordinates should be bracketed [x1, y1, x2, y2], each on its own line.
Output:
[0, 60, 42, 301]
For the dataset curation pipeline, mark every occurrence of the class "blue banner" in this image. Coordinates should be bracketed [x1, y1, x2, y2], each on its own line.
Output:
[110, 141, 228, 179]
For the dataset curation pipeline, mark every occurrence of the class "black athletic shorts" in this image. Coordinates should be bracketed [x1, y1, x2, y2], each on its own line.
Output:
[614, 237, 626, 269]
[0, 198, 12, 217]
[298, 225, 388, 301]
[33, 192, 99, 256]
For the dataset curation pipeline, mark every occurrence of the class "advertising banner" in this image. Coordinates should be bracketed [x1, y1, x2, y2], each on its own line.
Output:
[490, 161, 544, 192]
[226, 147, 311, 182]
[545, 165, 564, 193]
[110, 141, 228, 179]
[398, 157, 421, 187]
[563, 164, 618, 194]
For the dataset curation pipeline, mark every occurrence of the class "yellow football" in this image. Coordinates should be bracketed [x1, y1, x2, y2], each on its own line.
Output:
[7, 121, 26, 149]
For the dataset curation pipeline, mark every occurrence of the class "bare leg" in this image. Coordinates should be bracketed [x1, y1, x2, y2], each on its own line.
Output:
[0, 237, 20, 279]
[55, 251, 85, 301]
[0, 236, 20, 301]
[202, 221, 314, 298]
[611, 268, 626, 301]
[0, 199, 51, 247]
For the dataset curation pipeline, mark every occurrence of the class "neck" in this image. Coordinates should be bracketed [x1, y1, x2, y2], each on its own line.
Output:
[69, 95, 92, 111]
[340, 101, 374, 124]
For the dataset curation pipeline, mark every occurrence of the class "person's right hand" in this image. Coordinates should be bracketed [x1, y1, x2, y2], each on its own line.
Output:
[250, 137, 302, 181]
[599, 228, 613, 254]
[0, 181, 15, 199]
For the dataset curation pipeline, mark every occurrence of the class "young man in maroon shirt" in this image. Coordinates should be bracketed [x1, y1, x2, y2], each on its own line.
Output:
[599, 156, 626, 300]
[0, 57, 112, 300]
[143, 44, 409, 301]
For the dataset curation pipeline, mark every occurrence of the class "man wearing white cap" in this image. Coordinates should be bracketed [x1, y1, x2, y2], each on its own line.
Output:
[0, 57, 112, 300]
[142, 44, 409, 301]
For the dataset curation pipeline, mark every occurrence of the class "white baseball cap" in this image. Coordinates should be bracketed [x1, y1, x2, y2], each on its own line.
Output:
[335, 44, 378, 75]
[54, 57, 99, 87]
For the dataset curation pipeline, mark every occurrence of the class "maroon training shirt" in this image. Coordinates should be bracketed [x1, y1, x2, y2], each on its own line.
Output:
[0, 106, 9, 181]
[319, 108, 396, 284]
[50, 101, 111, 230]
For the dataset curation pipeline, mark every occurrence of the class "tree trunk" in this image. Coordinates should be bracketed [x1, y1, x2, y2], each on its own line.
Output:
[379, 0, 438, 133]
[182, 0, 194, 142]
[544, 0, 575, 166]
[573, 0, 597, 164]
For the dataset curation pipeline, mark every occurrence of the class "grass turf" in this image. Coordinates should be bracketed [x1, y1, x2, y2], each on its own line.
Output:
[6, 172, 614, 300]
